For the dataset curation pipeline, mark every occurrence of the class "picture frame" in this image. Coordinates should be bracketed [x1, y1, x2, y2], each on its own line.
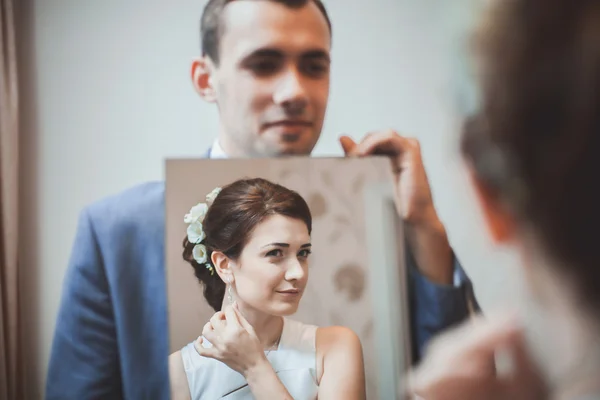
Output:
[164, 156, 412, 399]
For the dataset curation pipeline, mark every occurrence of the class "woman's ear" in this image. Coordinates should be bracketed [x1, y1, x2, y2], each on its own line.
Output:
[211, 251, 234, 282]
[191, 56, 217, 103]
[466, 164, 517, 244]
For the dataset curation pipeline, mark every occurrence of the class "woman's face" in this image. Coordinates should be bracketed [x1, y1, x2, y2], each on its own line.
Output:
[231, 214, 311, 316]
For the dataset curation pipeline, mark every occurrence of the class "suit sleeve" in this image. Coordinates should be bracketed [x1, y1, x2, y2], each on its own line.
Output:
[45, 208, 123, 399]
[407, 244, 481, 364]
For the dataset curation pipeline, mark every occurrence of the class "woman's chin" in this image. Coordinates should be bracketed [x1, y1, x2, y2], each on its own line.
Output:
[269, 302, 300, 316]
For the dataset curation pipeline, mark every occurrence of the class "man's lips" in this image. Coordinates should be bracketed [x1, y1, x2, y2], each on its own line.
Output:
[265, 120, 313, 128]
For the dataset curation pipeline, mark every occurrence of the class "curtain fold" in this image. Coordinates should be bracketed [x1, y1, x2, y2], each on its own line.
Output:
[0, 0, 22, 399]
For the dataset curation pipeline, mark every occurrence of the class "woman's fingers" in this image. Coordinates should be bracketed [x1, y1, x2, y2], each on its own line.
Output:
[223, 305, 241, 329]
[202, 321, 212, 335]
[232, 302, 256, 336]
[202, 323, 218, 343]
[194, 335, 219, 359]
[195, 342, 218, 359]
[209, 311, 226, 332]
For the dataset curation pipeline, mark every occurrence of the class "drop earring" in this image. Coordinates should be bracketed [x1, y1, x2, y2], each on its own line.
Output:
[227, 276, 233, 304]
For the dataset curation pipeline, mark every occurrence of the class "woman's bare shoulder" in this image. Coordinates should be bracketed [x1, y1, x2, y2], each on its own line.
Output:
[169, 351, 191, 400]
[315, 326, 366, 398]
[316, 325, 362, 350]
[316, 325, 363, 368]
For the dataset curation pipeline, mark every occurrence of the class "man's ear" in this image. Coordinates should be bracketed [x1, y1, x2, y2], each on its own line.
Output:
[191, 56, 217, 103]
[211, 251, 234, 282]
[466, 164, 516, 244]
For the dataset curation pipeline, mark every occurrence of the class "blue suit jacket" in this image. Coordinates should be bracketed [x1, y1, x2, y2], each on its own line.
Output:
[46, 167, 479, 400]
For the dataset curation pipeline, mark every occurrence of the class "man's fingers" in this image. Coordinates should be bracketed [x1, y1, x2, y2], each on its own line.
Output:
[339, 135, 357, 155]
[353, 130, 413, 157]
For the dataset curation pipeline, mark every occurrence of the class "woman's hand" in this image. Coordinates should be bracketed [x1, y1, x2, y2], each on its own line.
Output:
[194, 303, 267, 376]
[405, 313, 548, 400]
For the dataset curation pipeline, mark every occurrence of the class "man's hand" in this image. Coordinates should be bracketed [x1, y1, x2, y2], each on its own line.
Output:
[340, 130, 453, 284]
[340, 130, 436, 224]
[404, 313, 548, 400]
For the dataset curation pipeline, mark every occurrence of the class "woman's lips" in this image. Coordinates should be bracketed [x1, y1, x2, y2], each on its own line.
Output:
[276, 288, 301, 297]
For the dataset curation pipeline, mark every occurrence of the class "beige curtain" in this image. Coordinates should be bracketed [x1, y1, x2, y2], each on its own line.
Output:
[0, 0, 22, 399]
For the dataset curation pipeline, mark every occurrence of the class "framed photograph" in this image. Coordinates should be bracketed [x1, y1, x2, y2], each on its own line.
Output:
[165, 156, 412, 399]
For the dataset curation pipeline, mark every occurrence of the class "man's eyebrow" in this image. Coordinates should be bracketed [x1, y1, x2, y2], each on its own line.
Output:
[302, 50, 330, 63]
[240, 48, 330, 62]
[241, 48, 284, 61]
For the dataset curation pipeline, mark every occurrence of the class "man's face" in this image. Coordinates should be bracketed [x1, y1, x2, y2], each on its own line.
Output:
[196, 1, 331, 157]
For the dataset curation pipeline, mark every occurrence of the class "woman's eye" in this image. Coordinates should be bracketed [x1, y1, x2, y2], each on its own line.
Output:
[266, 249, 283, 257]
[298, 249, 312, 258]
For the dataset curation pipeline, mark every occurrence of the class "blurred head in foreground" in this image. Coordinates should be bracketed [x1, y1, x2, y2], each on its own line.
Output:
[462, 0, 600, 393]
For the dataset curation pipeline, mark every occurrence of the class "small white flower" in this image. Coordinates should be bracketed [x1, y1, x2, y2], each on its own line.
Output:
[187, 221, 206, 244]
[184, 202, 208, 224]
[192, 244, 208, 264]
[205, 187, 222, 206]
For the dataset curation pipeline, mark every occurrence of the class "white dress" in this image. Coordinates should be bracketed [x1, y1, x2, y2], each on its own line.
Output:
[180, 317, 319, 400]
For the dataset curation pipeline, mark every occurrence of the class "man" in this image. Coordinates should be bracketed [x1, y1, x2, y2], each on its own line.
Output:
[46, 0, 479, 398]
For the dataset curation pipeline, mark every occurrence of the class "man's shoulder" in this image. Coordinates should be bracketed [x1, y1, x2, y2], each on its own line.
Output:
[82, 181, 166, 236]
[85, 181, 165, 215]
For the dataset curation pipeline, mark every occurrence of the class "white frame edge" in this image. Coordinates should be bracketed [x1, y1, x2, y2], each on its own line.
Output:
[364, 182, 411, 399]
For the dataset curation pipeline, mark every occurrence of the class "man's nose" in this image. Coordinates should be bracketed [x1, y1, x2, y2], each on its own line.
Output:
[273, 68, 308, 114]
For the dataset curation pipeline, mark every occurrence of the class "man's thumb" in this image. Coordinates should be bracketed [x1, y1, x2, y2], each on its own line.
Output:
[339, 135, 357, 155]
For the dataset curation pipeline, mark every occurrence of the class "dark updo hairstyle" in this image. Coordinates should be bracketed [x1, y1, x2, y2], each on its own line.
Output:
[182, 177, 312, 312]
[461, 0, 600, 315]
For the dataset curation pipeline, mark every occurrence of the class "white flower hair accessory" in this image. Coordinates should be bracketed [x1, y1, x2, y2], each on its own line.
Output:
[206, 187, 221, 206]
[184, 187, 222, 275]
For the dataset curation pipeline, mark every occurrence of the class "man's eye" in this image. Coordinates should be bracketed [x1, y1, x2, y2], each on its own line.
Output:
[250, 61, 279, 74]
[302, 62, 328, 77]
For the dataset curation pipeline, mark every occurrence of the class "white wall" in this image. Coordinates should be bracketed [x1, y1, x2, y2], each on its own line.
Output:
[17, 0, 523, 398]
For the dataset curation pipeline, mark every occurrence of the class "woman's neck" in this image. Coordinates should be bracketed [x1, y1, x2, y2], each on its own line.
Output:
[222, 298, 284, 350]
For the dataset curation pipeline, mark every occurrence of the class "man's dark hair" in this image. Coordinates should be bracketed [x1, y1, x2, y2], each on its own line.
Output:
[200, 0, 332, 65]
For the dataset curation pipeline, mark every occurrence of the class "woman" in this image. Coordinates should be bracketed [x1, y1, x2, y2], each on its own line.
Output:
[168, 177, 366, 400]
[407, 0, 600, 398]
